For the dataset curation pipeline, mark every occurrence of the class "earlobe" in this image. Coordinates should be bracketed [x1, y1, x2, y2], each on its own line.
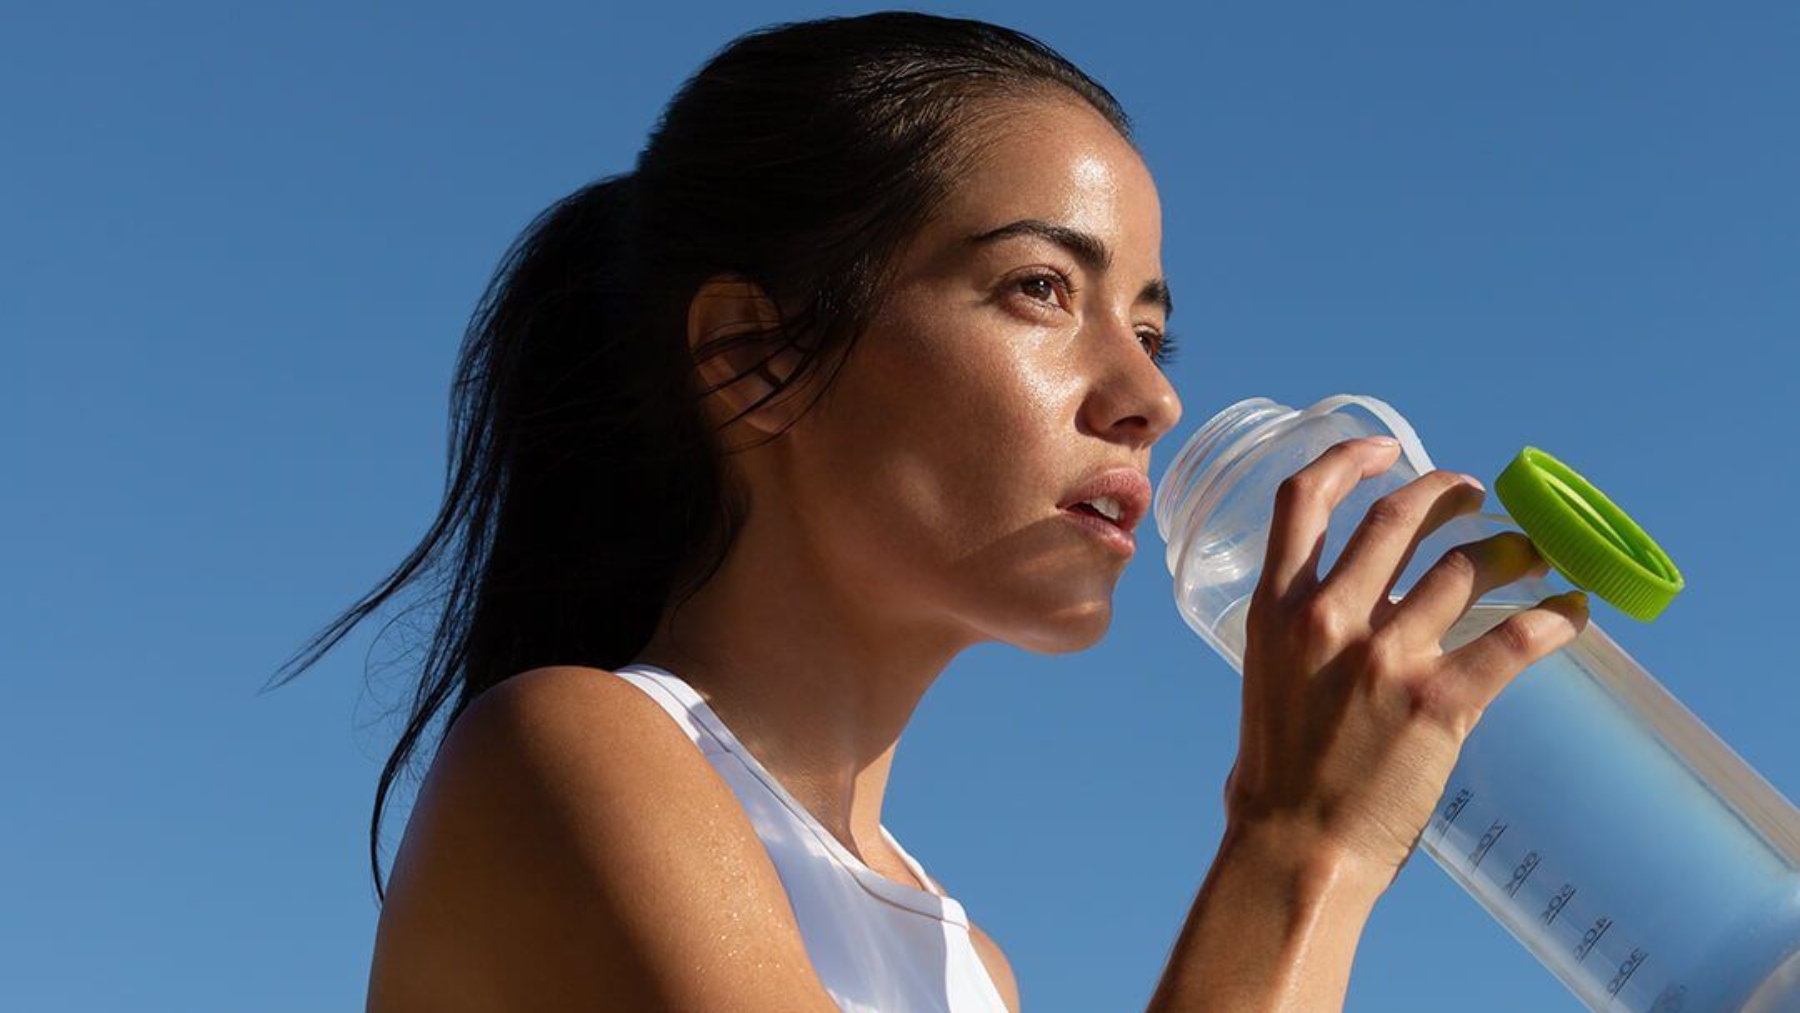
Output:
[686, 273, 808, 437]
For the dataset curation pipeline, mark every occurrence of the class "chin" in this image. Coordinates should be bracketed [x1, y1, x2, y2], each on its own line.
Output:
[1005, 598, 1114, 654]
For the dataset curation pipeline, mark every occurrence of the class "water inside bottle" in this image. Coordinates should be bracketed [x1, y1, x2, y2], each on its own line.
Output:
[1208, 595, 1800, 1013]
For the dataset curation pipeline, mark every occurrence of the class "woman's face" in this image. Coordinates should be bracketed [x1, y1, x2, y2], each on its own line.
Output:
[777, 96, 1183, 653]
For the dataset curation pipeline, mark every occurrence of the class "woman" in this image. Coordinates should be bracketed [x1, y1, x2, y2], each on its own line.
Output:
[275, 12, 1589, 1011]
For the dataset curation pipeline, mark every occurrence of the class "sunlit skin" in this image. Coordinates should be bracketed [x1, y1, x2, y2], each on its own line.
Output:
[367, 86, 1595, 1013]
[629, 94, 1181, 901]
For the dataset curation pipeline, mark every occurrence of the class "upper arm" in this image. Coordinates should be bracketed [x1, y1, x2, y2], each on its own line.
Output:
[366, 665, 843, 1013]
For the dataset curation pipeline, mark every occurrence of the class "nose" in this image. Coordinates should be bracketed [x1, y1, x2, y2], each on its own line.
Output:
[1077, 315, 1183, 449]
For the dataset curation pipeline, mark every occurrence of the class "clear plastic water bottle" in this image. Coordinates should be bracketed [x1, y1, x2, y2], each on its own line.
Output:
[1153, 393, 1800, 1013]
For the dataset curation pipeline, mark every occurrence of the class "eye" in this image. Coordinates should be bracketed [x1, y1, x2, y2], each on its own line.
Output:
[1011, 269, 1075, 310]
[1141, 329, 1180, 368]
[1009, 269, 1179, 368]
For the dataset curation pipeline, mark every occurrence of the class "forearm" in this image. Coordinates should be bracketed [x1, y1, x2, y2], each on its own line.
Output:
[1144, 821, 1391, 1013]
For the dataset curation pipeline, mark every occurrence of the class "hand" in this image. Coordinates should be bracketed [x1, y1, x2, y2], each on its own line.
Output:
[1224, 436, 1590, 890]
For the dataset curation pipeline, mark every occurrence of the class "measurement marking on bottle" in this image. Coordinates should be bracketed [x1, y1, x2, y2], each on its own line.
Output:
[1436, 788, 1472, 840]
[1468, 820, 1507, 871]
[1606, 948, 1648, 1000]
[1504, 851, 1540, 897]
[1575, 916, 1613, 962]
[1542, 884, 1576, 926]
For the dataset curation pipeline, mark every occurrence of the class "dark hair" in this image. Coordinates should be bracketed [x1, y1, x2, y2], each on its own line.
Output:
[264, 10, 1133, 902]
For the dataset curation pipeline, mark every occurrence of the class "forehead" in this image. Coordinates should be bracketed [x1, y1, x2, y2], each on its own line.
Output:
[928, 96, 1162, 254]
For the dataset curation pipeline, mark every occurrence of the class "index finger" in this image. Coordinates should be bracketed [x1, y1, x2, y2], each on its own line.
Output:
[1260, 437, 1405, 603]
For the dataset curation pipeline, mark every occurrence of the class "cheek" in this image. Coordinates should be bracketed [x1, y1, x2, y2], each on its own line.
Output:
[869, 305, 1074, 458]
[787, 344, 1124, 651]
[798, 324, 1086, 598]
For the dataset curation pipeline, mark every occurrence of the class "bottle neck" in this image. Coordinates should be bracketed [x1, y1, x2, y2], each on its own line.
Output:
[1154, 397, 1299, 574]
[1153, 393, 1439, 580]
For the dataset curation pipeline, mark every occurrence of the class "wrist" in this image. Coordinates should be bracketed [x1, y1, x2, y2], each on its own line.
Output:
[1217, 817, 1395, 915]
[1146, 818, 1392, 1011]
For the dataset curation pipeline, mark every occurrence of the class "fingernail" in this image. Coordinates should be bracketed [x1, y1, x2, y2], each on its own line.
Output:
[1365, 436, 1399, 448]
[1461, 473, 1486, 492]
[1567, 590, 1590, 609]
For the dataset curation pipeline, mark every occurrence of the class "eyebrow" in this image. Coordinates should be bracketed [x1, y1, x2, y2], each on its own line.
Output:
[967, 218, 1174, 321]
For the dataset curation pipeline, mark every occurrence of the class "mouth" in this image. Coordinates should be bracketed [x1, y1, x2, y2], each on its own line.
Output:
[1057, 467, 1151, 557]
[1060, 504, 1137, 556]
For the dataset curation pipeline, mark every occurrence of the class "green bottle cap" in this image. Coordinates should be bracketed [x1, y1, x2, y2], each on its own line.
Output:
[1492, 447, 1685, 621]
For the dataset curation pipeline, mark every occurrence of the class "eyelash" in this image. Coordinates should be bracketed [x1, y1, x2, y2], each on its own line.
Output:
[1012, 269, 1180, 368]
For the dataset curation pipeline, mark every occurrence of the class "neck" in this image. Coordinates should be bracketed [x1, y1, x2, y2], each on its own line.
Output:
[628, 500, 975, 860]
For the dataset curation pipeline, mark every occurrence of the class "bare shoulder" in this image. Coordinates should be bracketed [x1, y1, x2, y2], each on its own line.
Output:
[366, 665, 840, 1013]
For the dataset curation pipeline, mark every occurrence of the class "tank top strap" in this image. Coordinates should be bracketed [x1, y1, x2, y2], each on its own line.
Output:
[609, 665, 729, 758]
[611, 663, 970, 924]
[604, 663, 1009, 1011]
[880, 824, 947, 898]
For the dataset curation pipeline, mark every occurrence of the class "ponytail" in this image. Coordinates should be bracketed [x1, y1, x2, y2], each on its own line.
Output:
[264, 172, 741, 900]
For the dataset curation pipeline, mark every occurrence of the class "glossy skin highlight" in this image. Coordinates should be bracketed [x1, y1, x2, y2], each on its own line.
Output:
[766, 97, 1181, 654]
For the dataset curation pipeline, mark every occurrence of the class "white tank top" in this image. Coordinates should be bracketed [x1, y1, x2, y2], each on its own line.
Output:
[612, 663, 1011, 1013]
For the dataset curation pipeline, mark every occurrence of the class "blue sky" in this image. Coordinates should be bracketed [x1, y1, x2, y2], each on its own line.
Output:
[5, 2, 1797, 1010]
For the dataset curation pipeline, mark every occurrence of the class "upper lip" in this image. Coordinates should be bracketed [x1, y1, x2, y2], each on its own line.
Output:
[1058, 466, 1151, 534]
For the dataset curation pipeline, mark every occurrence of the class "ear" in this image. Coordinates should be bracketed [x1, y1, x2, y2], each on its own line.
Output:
[687, 273, 811, 437]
